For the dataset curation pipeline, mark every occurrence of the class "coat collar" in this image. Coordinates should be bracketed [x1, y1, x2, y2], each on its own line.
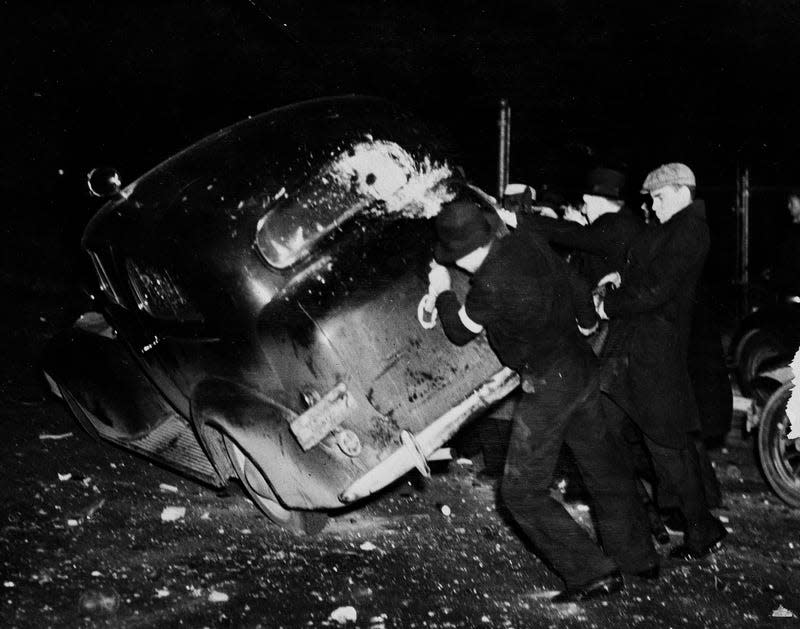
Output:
[665, 199, 706, 224]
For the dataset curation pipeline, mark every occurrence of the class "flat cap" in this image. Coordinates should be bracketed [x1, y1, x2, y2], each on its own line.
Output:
[641, 162, 696, 193]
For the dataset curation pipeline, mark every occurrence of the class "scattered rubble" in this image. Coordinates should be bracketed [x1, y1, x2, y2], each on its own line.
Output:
[38, 432, 73, 440]
[208, 590, 229, 603]
[160, 506, 186, 522]
[329, 605, 357, 624]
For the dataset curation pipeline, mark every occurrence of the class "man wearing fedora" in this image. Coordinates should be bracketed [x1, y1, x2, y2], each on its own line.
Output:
[595, 163, 727, 560]
[517, 167, 643, 287]
[426, 196, 658, 603]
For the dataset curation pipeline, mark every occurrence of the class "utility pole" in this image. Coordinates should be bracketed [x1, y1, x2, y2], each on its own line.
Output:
[735, 167, 750, 315]
[497, 99, 511, 201]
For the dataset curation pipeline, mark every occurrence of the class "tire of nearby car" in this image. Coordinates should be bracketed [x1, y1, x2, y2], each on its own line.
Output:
[222, 435, 329, 535]
[736, 329, 784, 396]
[756, 381, 800, 508]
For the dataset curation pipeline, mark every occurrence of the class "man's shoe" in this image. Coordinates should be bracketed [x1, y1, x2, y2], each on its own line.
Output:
[669, 529, 727, 561]
[551, 570, 624, 603]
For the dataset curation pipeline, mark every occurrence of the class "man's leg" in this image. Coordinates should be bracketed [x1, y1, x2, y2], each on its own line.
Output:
[567, 388, 659, 574]
[500, 380, 617, 590]
[601, 394, 670, 543]
[644, 434, 726, 553]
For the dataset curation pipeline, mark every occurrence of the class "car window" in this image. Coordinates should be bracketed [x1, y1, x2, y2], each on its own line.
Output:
[256, 139, 453, 269]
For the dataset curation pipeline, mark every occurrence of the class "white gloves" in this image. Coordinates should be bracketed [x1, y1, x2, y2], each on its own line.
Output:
[593, 272, 621, 321]
[596, 271, 621, 289]
[427, 261, 452, 298]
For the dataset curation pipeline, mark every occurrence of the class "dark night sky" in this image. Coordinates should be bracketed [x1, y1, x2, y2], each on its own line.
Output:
[4, 0, 800, 288]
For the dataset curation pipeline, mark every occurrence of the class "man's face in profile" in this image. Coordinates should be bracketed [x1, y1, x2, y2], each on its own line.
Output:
[650, 185, 687, 223]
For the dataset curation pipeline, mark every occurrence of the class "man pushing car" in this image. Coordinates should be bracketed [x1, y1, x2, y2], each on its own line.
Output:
[425, 194, 658, 602]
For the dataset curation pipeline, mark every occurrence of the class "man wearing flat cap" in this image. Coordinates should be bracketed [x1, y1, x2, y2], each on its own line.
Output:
[595, 163, 727, 560]
[426, 195, 658, 603]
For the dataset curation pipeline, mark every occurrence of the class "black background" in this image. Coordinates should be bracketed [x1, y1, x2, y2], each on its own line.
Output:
[4, 0, 800, 292]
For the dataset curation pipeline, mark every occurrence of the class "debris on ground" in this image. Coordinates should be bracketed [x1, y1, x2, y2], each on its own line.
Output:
[84, 498, 105, 519]
[359, 541, 377, 551]
[772, 605, 796, 618]
[159, 483, 178, 493]
[329, 605, 357, 624]
[160, 506, 186, 522]
[57, 472, 72, 481]
[78, 589, 120, 616]
[208, 590, 229, 603]
[39, 432, 73, 440]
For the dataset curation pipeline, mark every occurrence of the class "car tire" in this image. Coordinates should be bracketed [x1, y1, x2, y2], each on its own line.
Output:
[736, 329, 783, 396]
[756, 381, 800, 508]
[223, 436, 328, 535]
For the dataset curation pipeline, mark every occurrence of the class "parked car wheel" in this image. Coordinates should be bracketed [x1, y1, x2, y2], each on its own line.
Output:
[223, 436, 328, 535]
[736, 329, 784, 396]
[757, 381, 800, 508]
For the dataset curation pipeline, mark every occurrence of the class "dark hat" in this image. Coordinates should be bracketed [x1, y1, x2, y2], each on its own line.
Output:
[434, 199, 494, 264]
[585, 168, 626, 200]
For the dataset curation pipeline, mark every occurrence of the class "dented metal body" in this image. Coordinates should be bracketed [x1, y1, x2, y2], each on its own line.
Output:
[43, 97, 512, 524]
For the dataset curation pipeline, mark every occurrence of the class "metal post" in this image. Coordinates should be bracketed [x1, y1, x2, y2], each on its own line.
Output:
[497, 99, 511, 200]
[735, 167, 751, 315]
[742, 168, 750, 313]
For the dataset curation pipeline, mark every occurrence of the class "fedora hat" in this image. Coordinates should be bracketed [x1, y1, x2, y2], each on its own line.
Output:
[585, 167, 626, 201]
[434, 199, 494, 264]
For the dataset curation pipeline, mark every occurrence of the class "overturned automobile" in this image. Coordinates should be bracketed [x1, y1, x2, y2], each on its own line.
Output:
[43, 96, 518, 533]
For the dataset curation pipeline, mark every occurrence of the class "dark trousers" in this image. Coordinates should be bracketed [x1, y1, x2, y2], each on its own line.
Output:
[500, 357, 657, 589]
[655, 436, 723, 511]
[603, 396, 726, 551]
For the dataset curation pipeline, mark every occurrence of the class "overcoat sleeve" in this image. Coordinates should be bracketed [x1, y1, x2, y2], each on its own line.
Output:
[435, 290, 480, 346]
[565, 266, 598, 329]
[522, 214, 627, 258]
[604, 221, 710, 317]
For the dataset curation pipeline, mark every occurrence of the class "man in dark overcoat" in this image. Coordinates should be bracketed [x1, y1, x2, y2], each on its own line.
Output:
[525, 168, 723, 521]
[426, 196, 658, 602]
[526, 167, 644, 286]
[595, 163, 727, 559]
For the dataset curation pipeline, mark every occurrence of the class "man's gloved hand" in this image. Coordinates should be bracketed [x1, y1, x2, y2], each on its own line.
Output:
[593, 292, 609, 320]
[427, 261, 452, 298]
[596, 271, 622, 290]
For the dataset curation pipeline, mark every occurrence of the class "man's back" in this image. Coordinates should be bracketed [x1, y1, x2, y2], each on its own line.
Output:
[467, 226, 595, 376]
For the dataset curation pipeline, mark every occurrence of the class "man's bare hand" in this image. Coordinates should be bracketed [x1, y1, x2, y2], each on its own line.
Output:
[495, 207, 518, 228]
[563, 206, 587, 225]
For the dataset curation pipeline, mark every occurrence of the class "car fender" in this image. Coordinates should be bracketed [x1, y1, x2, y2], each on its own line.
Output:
[191, 378, 364, 510]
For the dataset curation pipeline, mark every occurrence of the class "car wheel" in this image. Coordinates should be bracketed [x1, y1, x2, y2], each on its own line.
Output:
[756, 381, 800, 508]
[223, 436, 328, 535]
[736, 329, 783, 396]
